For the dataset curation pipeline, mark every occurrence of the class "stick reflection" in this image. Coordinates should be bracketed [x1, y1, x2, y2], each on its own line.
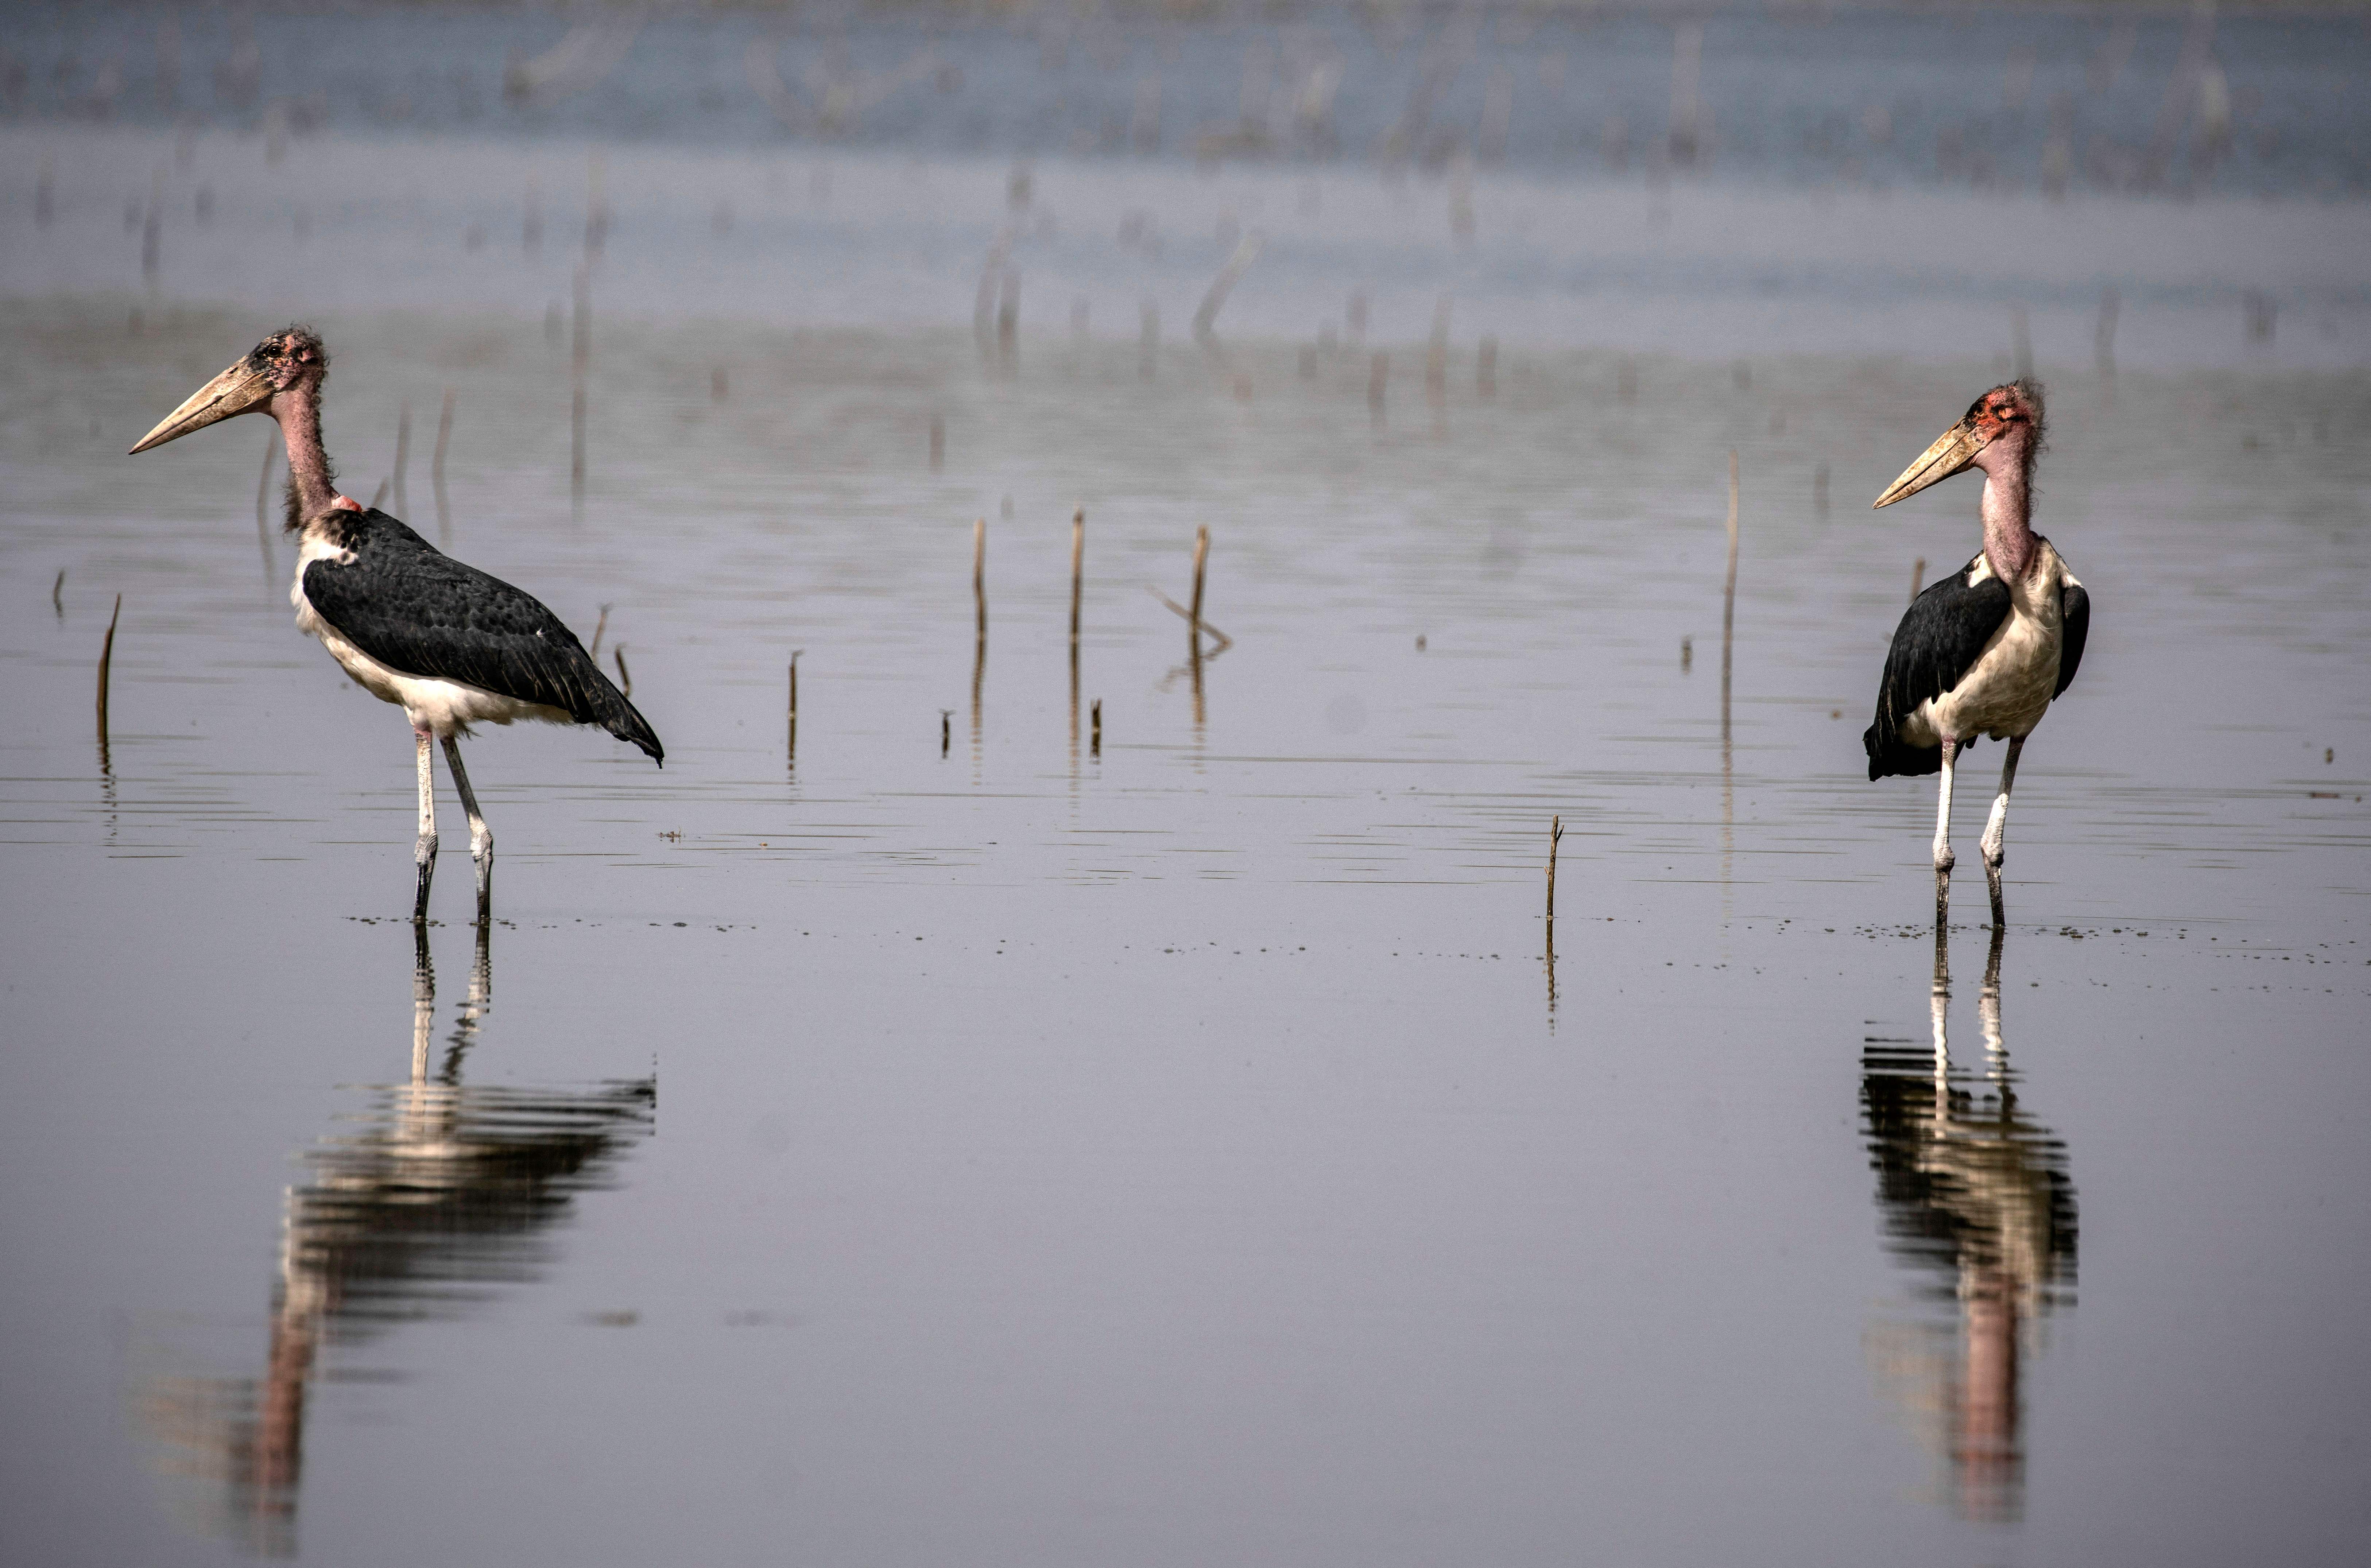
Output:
[1860, 921, 2076, 1522]
[134, 926, 655, 1556]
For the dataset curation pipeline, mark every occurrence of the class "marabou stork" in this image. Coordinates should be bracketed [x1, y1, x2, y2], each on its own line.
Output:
[131, 327, 662, 920]
[1863, 380, 2089, 904]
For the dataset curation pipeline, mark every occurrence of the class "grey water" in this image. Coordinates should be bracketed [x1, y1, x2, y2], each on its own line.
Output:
[4, 5, 2371, 1565]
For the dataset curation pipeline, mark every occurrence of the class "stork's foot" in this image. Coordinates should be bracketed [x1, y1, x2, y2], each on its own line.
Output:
[469, 831, 494, 924]
[413, 829, 438, 922]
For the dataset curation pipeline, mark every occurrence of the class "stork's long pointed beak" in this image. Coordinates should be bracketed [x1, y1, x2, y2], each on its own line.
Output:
[1872, 415, 1987, 509]
[129, 358, 275, 455]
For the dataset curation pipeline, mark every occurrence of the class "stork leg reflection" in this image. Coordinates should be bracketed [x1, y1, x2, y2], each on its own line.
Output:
[1862, 919, 2076, 1522]
[412, 728, 438, 921]
[133, 926, 653, 1552]
[439, 736, 494, 923]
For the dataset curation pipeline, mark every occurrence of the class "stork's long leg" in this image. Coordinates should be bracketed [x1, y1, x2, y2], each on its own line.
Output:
[412, 727, 438, 921]
[1980, 736, 2025, 872]
[439, 735, 495, 922]
[1932, 736, 1959, 874]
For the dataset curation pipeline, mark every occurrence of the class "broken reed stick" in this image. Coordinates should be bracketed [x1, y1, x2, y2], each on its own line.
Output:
[1146, 587, 1234, 652]
[973, 518, 988, 647]
[97, 594, 122, 746]
[433, 387, 455, 544]
[941, 709, 952, 757]
[612, 644, 631, 699]
[1069, 507, 1084, 658]
[52, 569, 65, 616]
[392, 400, 411, 518]
[1910, 557, 1926, 602]
[588, 602, 612, 658]
[1090, 697, 1101, 758]
[1546, 813, 1564, 934]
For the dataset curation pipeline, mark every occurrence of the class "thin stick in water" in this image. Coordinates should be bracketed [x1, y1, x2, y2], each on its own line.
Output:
[97, 594, 122, 746]
[1189, 525, 1209, 649]
[1069, 506, 1085, 657]
[572, 264, 590, 499]
[973, 518, 988, 647]
[941, 709, 952, 758]
[392, 400, 411, 518]
[1910, 557, 1926, 602]
[1546, 812, 1564, 939]
[433, 387, 455, 546]
[53, 569, 65, 617]
[256, 432, 279, 573]
[787, 649, 801, 766]
[1722, 449, 1739, 745]
[588, 602, 612, 659]
[612, 644, 631, 699]
[1090, 697, 1101, 759]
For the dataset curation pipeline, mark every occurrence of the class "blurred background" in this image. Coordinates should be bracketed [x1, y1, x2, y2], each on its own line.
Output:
[6, 0, 2369, 361]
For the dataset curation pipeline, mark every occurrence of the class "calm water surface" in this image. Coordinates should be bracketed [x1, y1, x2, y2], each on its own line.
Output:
[4, 5, 2371, 1563]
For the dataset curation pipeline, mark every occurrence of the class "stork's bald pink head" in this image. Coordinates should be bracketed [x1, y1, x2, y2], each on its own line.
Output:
[1872, 379, 2047, 509]
[129, 324, 327, 455]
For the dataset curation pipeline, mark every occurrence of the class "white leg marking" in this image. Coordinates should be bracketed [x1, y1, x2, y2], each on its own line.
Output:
[413, 727, 438, 919]
[1980, 736, 2025, 871]
[1933, 736, 1959, 874]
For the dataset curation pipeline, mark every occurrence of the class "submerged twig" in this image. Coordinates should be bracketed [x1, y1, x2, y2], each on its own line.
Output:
[612, 644, 631, 699]
[1144, 587, 1233, 654]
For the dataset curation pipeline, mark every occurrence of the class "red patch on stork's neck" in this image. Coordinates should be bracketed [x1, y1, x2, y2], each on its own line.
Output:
[332, 493, 363, 512]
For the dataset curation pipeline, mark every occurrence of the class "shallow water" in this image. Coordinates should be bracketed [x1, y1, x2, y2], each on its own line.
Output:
[6, 4, 2371, 1564]
[4, 297, 2369, 1565]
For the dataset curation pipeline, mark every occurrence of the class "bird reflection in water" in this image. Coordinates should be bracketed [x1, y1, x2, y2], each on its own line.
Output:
[133, 925, 655, 1556]
[1860, 920, 2076, 1522]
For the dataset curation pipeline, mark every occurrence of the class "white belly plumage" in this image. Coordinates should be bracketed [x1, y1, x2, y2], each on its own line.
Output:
[1900, 548, 2066, 749]
[291, 540, 572, 738]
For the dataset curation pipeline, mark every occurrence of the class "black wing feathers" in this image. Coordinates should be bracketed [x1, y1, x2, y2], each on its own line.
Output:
[1862, 559, 2012, 781]
[2055, 582, 2089, 697]
[301, 510, 662, 762]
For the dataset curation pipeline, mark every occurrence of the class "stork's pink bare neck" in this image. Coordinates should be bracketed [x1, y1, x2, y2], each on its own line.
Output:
[1974, 427, 2037, 580]
[267, 371, 339, 531]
